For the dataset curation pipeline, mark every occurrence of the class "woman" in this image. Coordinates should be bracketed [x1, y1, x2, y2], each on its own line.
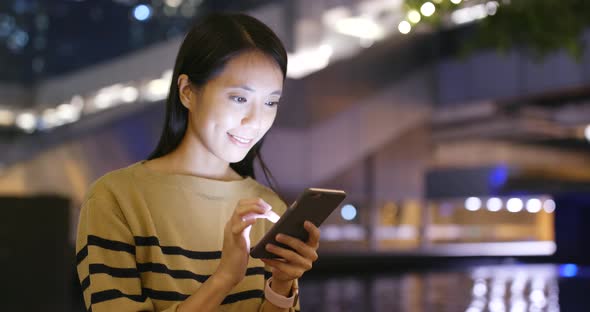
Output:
[76, 13, 319, 312]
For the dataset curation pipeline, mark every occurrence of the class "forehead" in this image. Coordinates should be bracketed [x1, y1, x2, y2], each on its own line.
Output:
[210, 51, 284, 90]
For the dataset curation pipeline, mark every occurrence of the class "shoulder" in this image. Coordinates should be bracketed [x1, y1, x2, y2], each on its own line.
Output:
[84, 162, 141, 203]
[78, 164, 144, 227]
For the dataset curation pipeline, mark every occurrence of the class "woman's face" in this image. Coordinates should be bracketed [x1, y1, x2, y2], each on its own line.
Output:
[183, 51, 283, 164]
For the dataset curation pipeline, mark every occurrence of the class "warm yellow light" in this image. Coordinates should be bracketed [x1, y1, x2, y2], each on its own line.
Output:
[398, 21, 412, 34]
[407, 10, 421, 24]
[420, 2, 436, 17]
[335, 17, 385, 40]
[0, 109, 15, 126]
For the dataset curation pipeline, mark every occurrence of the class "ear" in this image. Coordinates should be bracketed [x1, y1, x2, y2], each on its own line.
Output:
[177, 74, 196, 110]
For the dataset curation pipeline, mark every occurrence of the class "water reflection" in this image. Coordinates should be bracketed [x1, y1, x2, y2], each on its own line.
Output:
[468, 265, 560, 312]
[300, 264, 588, 312]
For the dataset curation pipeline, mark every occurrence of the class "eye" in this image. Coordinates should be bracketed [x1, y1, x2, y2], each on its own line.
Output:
[265, 101, 280, 107]
[230, 96, 247, 103]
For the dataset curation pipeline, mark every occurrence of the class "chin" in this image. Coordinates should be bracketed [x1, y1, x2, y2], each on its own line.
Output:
[226, 152, 250, 164]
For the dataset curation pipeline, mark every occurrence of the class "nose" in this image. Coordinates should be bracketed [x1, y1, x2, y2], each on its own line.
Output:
[241, 102, 262, 129]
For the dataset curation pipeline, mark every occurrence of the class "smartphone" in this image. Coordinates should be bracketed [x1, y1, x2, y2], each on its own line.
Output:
[250, 188, 347, 259]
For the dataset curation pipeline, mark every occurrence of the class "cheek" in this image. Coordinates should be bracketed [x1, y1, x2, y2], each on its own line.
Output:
[213, 107, 242, 129]
[261, 110, 277, 132]
[195, 101, 237, 130]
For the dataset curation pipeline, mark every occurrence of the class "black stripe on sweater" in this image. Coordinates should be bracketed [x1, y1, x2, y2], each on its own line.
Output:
[80, 264, 266, 292]
[134, 236, 221, 259]
[91, 289, 146, 305]
[90, 263, 140, 278]
[142, 287, 189, 301]
[76, 245, 88, 265]
[90, 288, 264, 306]
[89, 235, 136, 254]
[222, 289, 264, 305]
[246, 266, 266, 276]
[137, 262, 209, 283]
[264, 270, 272, 280]
[77, 235, 136, 265]
[143, 288, 264, 304]
[136, 263, 266, 282]
[81, 276, 90, 292]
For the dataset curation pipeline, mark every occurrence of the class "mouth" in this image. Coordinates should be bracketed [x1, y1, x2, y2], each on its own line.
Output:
[227, 133, 254, 147]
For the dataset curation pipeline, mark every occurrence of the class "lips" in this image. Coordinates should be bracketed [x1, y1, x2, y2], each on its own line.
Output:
[228, 133, 254, 146]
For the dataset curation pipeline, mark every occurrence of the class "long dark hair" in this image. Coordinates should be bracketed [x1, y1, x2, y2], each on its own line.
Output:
[148, 13, 287, 190]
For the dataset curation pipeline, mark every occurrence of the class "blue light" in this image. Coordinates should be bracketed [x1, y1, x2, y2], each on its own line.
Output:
[489, 165, 509, 189]
[133, 4, 152, 21]
[0, 14, 16, 37]
[7, 29, 29, 52]
[559, 264, 578, 278]
[341, 204, 357, 221]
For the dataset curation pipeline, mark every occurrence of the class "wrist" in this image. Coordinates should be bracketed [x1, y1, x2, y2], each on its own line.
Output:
[265, 277, 298, 309]
[269, 278, 294, 296]
[211, 270, 238, 293]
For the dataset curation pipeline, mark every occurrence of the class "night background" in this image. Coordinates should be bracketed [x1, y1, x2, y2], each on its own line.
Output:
[1, 0, 590, 311]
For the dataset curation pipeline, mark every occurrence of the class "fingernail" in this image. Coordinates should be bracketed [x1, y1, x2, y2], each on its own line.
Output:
[266, 244, 273, 250]
[276, 234, 282, 240]
[266, 211, 280, 223]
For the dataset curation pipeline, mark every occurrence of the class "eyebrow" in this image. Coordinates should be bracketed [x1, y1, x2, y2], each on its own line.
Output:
[227, 85, 282, 96]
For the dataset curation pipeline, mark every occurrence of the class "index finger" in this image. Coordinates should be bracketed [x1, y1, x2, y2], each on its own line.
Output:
[238, 198, 272, 211]
[242, 210, 281, 223]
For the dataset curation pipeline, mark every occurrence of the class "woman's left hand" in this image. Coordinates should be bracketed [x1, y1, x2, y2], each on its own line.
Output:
[261, 220, 320, 282]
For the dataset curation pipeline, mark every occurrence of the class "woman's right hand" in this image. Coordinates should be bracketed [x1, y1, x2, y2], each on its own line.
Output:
[215, 198, 273, 287]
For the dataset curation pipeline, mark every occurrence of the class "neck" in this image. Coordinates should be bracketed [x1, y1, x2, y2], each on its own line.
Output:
[154, 132, 242, 181]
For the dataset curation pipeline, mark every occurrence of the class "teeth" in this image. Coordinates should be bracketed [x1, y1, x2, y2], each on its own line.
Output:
[230, 134, 251, 144]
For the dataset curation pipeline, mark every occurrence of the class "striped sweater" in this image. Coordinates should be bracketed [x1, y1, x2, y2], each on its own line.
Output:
[76, 161, 300, 311]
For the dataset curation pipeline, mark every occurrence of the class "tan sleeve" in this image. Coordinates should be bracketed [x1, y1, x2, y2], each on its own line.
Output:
[75, 187, 180, 312]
